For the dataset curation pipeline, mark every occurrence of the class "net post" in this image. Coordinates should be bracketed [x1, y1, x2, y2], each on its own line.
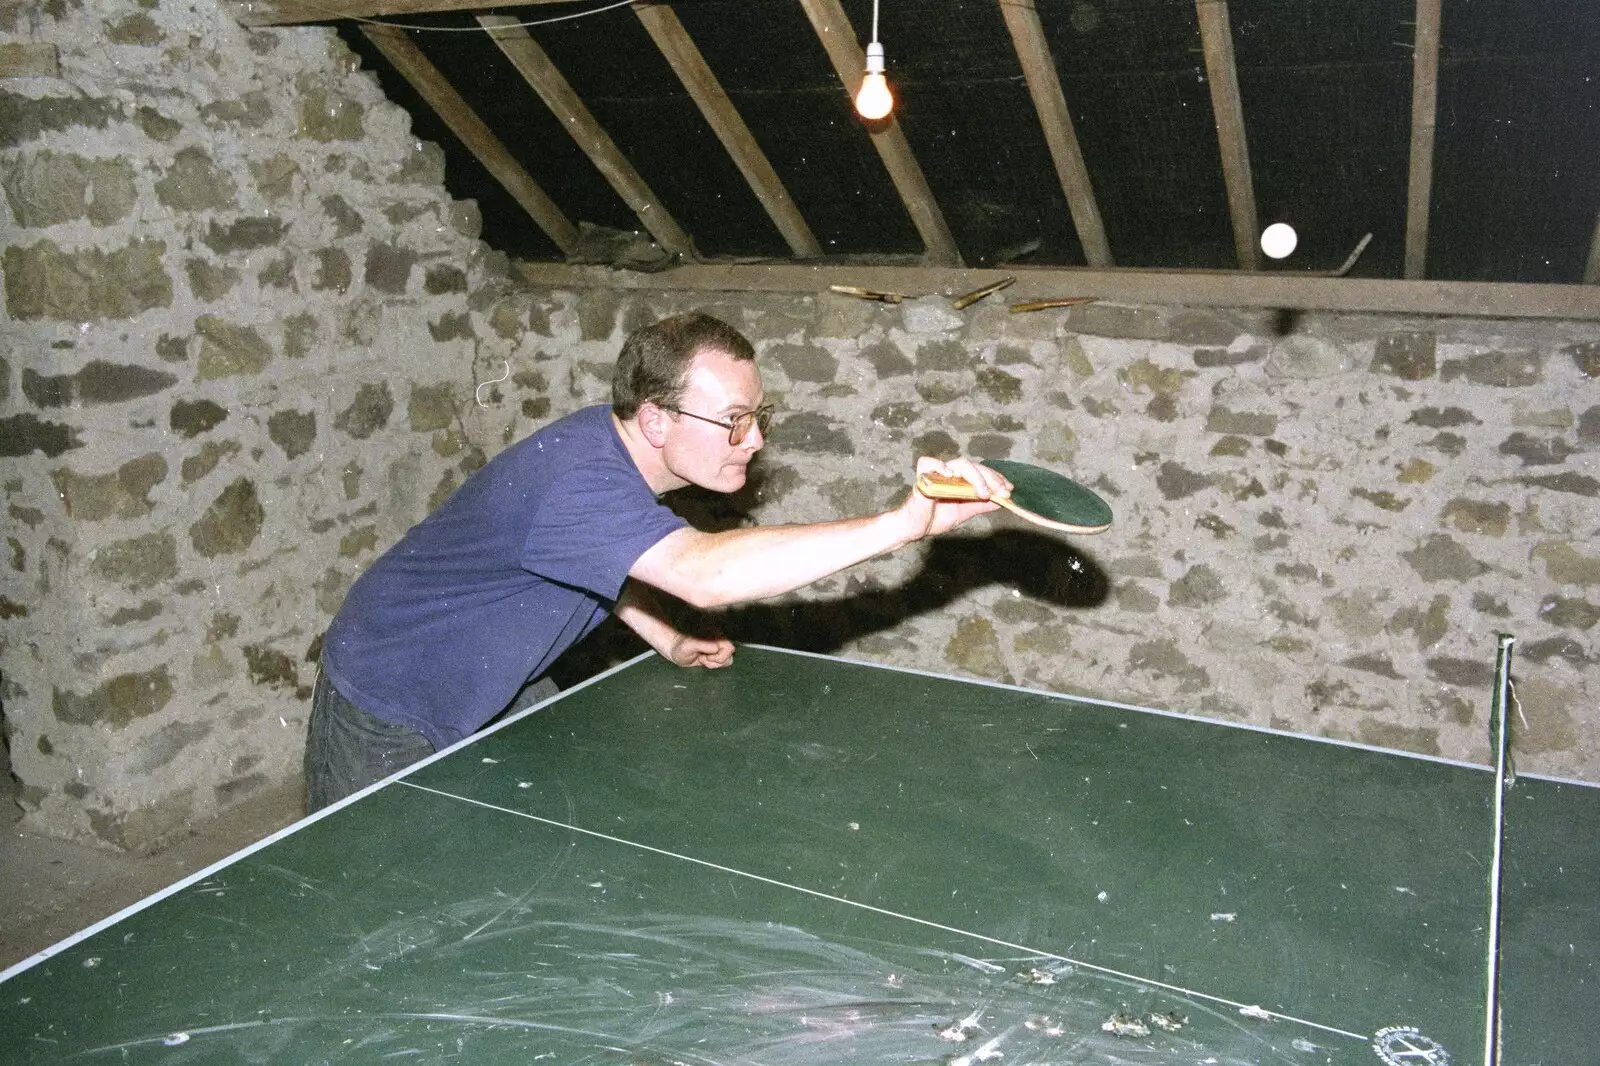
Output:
[1483, 632, 1516, 1066]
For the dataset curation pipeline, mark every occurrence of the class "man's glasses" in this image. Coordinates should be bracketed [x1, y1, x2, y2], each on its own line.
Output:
[659, 403, 774, 446]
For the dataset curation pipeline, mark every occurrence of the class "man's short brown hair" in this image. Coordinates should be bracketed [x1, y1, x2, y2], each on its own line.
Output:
[611, 312, 756, 419]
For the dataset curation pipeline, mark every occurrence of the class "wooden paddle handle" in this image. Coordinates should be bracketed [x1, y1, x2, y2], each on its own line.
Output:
[915, 472, 1011, 502]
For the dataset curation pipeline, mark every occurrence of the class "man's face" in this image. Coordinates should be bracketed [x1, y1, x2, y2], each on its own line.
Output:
[659, 348, 766, 493]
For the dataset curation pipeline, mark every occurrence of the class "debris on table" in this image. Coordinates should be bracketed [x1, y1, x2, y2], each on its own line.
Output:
[1101, 1011, 1151, 1037]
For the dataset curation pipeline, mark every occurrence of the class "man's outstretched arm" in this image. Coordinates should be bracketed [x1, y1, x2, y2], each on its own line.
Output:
[628, 457, 1007, 610]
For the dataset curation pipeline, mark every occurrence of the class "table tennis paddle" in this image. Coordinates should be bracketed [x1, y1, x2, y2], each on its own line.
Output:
[916, 458, 1113, 535]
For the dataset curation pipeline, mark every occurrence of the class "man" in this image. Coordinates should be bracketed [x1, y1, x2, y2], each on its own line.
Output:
[308, 311, 1008, 810]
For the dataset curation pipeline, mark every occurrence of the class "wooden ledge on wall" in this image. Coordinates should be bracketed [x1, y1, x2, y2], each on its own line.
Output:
[512, 261, 1600, 322]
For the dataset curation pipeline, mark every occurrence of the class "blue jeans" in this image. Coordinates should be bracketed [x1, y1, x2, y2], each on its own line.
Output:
[303, 669, 435, 813]
[302, 668, 560, 813]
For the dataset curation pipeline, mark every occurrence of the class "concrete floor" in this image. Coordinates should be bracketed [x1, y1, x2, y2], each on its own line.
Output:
[0, 777, 304, 974]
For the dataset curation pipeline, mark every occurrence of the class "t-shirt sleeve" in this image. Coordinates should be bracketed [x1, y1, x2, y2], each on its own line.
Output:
[520, 459, 687, 599]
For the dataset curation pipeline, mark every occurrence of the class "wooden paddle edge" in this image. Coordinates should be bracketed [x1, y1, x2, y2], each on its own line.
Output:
[994, 494, 1111, 535]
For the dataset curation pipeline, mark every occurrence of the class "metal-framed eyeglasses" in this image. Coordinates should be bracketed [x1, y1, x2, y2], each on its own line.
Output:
[659, 403, 774, 446]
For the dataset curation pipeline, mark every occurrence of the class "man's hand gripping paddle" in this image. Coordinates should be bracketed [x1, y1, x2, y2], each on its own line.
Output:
[917, 458, 1113, 535]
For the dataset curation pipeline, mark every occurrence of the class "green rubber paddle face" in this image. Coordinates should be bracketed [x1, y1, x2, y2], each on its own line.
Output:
[982, 458, 1113, 532]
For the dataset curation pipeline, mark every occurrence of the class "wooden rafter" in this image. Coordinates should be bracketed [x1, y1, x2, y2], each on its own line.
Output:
[228, 0, 571, 28]
[998, 0, 1111, 267]
[1194, 0, 1259, 271]
[513, 261, 1600, 321]
[359, 23, 578, 255]
[633, 2, 822, 258]
[1405, 0, 1442, 280]
[479, 14, 696, 260]
[795, 0, 962, 266]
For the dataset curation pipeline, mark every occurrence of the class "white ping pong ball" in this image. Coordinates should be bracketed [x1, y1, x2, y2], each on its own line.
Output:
[1260, 223, 1297, 259]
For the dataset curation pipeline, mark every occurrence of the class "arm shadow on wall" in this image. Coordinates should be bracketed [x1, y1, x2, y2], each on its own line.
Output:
[715, 529, 1110, 654]
[550, 469, 1110, 685]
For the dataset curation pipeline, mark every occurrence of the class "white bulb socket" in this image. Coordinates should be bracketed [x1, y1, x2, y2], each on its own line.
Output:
[865, 40, 886, 75]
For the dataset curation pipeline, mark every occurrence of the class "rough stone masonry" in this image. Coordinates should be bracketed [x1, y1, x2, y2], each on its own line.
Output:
[1, 0, 1597, 851]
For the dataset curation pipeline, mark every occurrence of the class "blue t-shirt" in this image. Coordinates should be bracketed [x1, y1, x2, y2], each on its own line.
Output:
[321, 405, 687, 749]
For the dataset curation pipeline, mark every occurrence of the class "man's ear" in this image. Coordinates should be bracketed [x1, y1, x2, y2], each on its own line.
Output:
[636, 401, 672, 448]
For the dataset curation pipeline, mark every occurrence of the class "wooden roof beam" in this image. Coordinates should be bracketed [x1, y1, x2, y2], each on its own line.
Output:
[633, 2, 822, 258]
[795, 0, 962, 266]
[998, 0, 1112, 267]
[479, 14, 696, 261]
[1194, 0, 1259, 271]
[513, 260, 1600, 320]
[358, 23, 578, 255]
[1405, 0, 1442, 280]
[229, 0, 578, 28]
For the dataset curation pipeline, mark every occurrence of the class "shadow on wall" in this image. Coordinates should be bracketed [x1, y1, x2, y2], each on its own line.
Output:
[550, 528, 1109, 687]
[719, 531, 1109, 654]
[0, 713, 18, 826]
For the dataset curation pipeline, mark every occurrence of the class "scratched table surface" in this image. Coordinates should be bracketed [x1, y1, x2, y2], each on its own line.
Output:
[3, 645, 1595, 1065]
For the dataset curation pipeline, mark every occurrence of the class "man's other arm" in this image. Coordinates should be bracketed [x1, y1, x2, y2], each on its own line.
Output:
[614, 579, 734, 667]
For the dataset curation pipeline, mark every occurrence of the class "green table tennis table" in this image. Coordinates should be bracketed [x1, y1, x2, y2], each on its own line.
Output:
[3, 645, 1595, 1064]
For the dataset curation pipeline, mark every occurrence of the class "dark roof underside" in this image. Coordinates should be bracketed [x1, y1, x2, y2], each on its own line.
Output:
[339, 0, 1600, 282]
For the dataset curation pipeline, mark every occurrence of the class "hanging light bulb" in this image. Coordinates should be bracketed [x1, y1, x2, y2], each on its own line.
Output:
[855, 0, 893, 121]
[856, 41, 892, 120]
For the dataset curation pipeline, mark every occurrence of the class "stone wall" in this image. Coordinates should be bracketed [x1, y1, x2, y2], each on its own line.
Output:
[3, 2, 1596, 851]
[542, 293, 1599, 784]
[0, 0, 559, 848]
